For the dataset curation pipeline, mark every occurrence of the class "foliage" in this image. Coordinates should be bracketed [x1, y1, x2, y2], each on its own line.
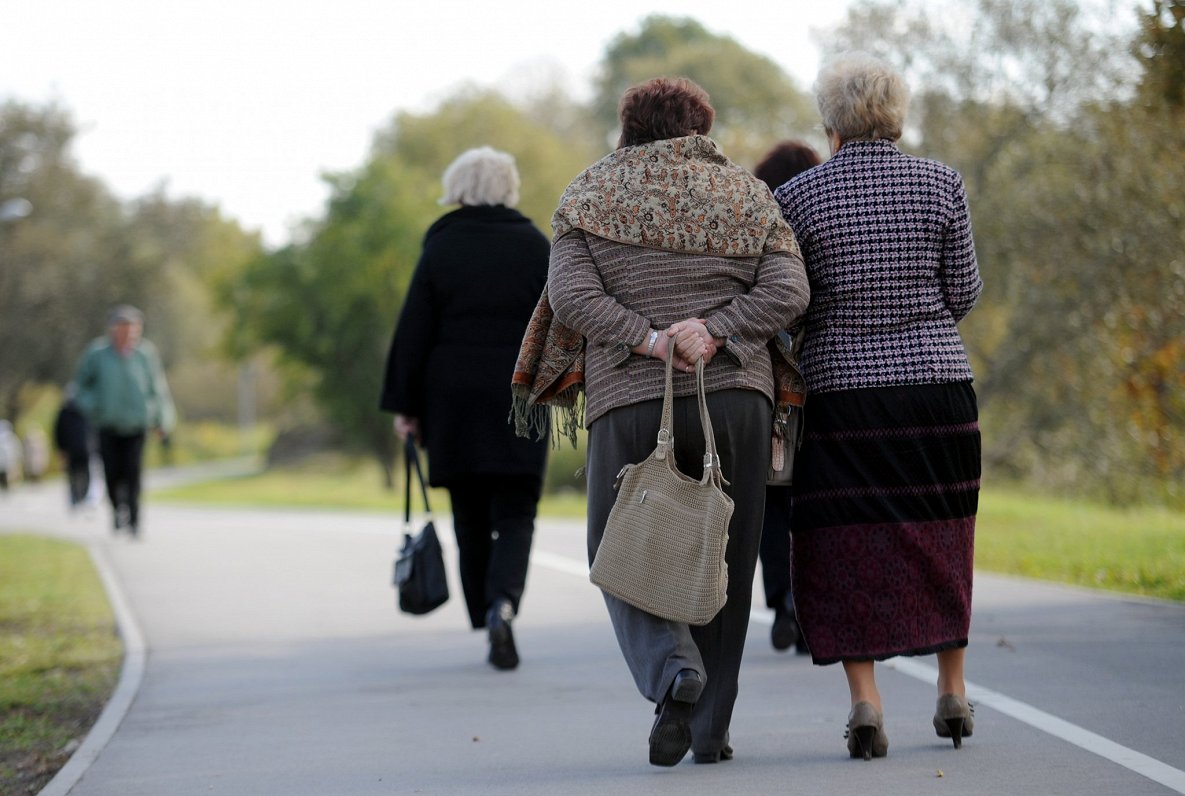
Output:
[1135, 0, 1185, 108]
[220, 91, 598, 485]
[0, 535, 121, 795]
[592, 16, 818, 165]
[0, 102, 142, 421]
[0, 101, 264, 426]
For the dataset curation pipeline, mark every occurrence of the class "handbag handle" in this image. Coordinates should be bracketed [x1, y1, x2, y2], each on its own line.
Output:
[404, 437, 432, 529]
[656, 351, 725, 488]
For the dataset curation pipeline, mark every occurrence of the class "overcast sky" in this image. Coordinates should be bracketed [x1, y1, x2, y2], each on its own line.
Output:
[2, 1, 854, 245]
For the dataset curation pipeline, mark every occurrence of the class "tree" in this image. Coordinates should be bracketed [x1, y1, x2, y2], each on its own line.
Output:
[1136, 0, 1185, 108]
[221, 89, 596, 485]
[0, 102, 147, 420]
[0, 100, 262, 427]
[592, 16, 818, 165]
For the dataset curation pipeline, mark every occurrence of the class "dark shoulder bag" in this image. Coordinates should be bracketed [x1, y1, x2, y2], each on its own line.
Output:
[393, 438, 449, 615]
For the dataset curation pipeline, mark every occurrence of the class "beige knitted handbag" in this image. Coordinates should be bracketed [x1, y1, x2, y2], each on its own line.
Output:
[589, 354, 734, 625]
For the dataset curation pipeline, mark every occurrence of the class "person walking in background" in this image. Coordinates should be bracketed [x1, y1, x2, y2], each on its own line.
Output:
[54, 388, 93, 508]
[751, 140, 822, 656]
[533, 77, 809, 766]
[21, 426, 50, 483]
[774, 53, 983, 760]
[380, 147, 550, 672]
[73, 305, 176, 537]
[0, 419, 21, 493]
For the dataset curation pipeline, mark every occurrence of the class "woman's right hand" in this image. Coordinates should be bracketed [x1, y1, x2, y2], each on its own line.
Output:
[650, 332, 699, 373]
[393, 414, 419, 443]
[667, 319, 719, 366]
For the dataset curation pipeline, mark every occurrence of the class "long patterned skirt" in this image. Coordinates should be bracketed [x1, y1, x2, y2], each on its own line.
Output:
[790, 382, 980, 665]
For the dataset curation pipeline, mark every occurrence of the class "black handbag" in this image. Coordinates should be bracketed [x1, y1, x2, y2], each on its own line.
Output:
[393, 438, 449, 615]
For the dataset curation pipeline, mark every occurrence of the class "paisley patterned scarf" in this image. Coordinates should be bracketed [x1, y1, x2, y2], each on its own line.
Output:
[512, 135, 800, 446]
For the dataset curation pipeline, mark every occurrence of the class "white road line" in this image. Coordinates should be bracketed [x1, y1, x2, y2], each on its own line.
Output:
[39, 542, 147, 796]
[886, 657, 1185, 795]
[532, 549, 1185, 795]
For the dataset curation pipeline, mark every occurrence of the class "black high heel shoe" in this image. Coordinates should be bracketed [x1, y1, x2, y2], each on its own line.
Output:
[845, 702, 889, 760]
[649, 669, 704, 767]
[933, 693, 974, 749]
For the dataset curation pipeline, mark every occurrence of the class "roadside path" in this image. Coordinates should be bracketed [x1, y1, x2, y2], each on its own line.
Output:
[2, 470, 1183, 794]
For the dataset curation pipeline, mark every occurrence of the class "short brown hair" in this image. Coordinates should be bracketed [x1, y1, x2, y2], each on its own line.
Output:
[617, 77, 715, 149]
[753, 140, 822, 192]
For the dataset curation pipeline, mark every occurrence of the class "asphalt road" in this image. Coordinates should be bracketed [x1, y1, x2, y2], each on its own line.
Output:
[3, 469, 1184, 795]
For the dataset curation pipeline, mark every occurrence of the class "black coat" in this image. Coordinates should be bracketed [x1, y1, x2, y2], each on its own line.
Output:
[53, 400, 91, 460]
[379, 205, 550, 486]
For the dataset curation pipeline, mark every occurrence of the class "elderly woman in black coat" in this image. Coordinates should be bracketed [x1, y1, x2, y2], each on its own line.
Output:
[380, 147, 550, 671]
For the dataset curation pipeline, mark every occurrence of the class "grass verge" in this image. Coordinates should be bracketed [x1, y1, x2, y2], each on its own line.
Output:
[0, 535, 122, 796]
[975, 487, 1185, 601]
[153, 454, 590, 518]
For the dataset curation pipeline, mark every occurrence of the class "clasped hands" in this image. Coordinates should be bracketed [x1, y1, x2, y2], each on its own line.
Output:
[653, 318, 724, 373]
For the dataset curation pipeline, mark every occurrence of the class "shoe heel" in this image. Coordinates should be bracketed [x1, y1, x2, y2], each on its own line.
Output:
[670, 670, 704, 704]
[852, 726, 876, 760]
[945, 717, 964, 749]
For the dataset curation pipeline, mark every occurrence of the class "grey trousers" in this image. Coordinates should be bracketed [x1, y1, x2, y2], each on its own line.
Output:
[586, 389, 771, 756]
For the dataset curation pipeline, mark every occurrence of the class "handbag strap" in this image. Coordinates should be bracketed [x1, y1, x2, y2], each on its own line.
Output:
[656, 351, 725, 487]
[404, 437, 432, 528]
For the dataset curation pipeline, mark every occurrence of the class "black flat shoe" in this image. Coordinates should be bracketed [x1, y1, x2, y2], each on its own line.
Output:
[486, 600, 518, 671]
[770, 595, 801, 652]
[693, 744, 734, 764]
[649, 669, 704, 767]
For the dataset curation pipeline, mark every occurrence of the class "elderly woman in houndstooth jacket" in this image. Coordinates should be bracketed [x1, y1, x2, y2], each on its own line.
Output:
[774, 53, 984, 760]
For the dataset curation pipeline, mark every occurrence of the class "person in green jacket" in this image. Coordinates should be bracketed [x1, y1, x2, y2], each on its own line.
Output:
[73, 305, 175, 536]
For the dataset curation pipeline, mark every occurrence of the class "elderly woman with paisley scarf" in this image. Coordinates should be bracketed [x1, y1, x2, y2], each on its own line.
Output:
[514, 77, 809, 767]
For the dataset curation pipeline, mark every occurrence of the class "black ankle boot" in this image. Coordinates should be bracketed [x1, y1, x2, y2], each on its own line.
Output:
[771, 593, 801, 652]
[486, 599, 518, 671]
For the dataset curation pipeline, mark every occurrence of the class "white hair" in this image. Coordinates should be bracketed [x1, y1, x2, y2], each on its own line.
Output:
[815, 52, 910, 143]
[439, 147, 520, 207]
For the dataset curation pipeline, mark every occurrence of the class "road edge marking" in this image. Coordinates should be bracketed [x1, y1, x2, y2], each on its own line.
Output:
[884, 657, 1185, 794]
[529, 550, 1185, 794]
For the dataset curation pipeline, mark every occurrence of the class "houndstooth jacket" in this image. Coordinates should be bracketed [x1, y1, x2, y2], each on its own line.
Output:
[774, 139, 983, 395]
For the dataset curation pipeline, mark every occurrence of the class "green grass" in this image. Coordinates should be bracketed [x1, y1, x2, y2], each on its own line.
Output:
[157, 460, 1185, 601]
[154, 454, 590, 518]
[0, 535, 122, 795]
[975, 487, 1185, 601]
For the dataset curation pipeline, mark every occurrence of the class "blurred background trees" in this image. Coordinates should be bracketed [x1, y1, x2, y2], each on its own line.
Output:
[0, 101, 264, 437]
[2, 2, 1181, 505]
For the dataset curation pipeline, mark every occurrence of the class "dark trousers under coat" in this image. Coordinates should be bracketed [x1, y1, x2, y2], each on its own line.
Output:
[66, 454, 91, 506]
[759, 485, 794, 609]
[447, 474, 542, 629]
[586, 389, 770, 757]
[98, 429, 146, 527]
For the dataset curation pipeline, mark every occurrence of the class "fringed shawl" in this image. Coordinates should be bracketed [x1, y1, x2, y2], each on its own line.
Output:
[512, 135, 803, 446]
